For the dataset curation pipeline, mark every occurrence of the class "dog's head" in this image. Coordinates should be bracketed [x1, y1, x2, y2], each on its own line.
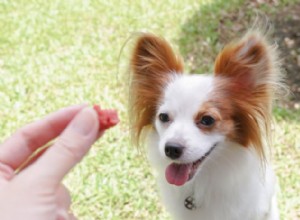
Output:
[129, 32, 280, 186]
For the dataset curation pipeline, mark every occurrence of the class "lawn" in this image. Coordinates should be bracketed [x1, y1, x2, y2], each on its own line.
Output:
[0, 0, 299, 219]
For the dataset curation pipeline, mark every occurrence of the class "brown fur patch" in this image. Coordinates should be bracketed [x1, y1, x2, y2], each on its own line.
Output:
[129, 34, 183, 145]
[212, 32, 281, 159]
[195, 99, 235, 139]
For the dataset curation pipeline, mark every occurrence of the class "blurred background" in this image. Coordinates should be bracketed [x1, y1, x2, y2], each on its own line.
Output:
[0, 0, 299, 219]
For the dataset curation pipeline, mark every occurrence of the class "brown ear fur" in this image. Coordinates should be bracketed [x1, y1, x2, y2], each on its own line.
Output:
[129, 34, 183, 145]
[214, 32, 281, 159]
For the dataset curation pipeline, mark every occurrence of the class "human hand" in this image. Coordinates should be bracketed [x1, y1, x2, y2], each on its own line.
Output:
[0, 105, 116, 220]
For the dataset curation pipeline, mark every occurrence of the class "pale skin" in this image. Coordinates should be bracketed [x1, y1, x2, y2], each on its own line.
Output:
[0, 105, 107, 220]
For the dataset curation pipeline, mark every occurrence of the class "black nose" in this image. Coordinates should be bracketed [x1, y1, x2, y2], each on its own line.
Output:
[165, 142, 184, 159]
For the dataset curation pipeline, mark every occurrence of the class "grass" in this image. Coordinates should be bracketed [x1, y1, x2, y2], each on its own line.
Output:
[273, 108, 300, 219]
[0, 0, 299, 219]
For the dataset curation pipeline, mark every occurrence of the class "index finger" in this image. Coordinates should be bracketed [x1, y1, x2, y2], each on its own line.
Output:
[0, 104, 87, 170]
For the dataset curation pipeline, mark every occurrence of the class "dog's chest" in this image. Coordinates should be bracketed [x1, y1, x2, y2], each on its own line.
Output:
[161, 190, 267, 220]
[157, 169, 272, 220]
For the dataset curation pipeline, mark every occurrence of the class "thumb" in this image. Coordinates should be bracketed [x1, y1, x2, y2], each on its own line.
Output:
[26, 107, 99, 186]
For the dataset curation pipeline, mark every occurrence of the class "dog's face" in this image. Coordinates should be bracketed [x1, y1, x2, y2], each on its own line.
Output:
[130, 33, 277, 186]
[155, 75, 220, 164]
[154, 75, 227, 185]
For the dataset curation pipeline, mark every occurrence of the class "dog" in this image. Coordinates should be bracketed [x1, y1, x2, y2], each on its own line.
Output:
[128, 31, 282, 220]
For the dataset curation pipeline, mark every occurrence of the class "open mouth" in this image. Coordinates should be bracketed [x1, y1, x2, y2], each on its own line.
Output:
[165, 144, 217, 186]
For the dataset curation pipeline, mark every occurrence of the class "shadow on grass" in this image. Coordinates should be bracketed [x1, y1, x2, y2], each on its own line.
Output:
[273, 106, 300, 121]
[176, 0, 245, 74]
[177, 0, 300, 110]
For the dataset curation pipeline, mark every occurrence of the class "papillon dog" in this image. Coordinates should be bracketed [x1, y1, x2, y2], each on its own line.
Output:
[129, 31, 282, 220]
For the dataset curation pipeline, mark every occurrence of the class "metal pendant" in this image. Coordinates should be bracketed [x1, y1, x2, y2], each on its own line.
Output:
[184, 196, 196, 210]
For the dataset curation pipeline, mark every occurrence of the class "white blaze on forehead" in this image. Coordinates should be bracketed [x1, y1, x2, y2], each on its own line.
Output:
[160, 74, 214, 115]
[155, 74, 225, 165]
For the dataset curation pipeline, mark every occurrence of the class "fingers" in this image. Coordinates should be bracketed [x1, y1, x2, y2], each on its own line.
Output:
[56, 184, 71, 210]
[0, 163, 14, 184]
[26, 107, 99, 186]
[68, 213, 77, 220]
[0, 104, 87, 170]
[56, 185, 78, 220]
[56, 211, 77, 220]
[16, 145, 49, 172]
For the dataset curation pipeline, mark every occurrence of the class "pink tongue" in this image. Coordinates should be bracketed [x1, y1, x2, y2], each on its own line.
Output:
[165, 163, 192, 186]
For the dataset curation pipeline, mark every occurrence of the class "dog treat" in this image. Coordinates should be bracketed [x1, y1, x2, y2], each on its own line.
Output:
[93, 105, 119, 131]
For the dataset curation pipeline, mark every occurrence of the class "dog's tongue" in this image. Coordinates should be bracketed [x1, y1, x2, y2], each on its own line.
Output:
[165, 163, 192, 186]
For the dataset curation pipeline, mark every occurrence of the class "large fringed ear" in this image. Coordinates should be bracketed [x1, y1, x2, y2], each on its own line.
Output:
[214, 32, 281, 160]
[131, 34, 184, 78]
[129, 33, 183, 145]
[214, 32, 277, 90]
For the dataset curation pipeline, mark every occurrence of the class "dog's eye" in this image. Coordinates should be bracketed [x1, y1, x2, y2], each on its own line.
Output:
[159, 113, 170, 123]
[199, 115, 215, 126]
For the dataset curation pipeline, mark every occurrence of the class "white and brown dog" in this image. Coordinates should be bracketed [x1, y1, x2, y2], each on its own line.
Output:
[129, 31, 282, 220]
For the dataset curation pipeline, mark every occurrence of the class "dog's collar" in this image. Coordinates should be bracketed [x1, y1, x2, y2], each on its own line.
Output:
[184, 196, 196, 210]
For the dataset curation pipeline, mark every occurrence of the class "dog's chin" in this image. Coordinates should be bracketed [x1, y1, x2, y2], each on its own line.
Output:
[165, 145, 216, 186]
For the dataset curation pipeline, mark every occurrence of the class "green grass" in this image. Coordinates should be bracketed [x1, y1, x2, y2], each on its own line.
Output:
[0, 0, 299, 219]
[273, 108, 300, 219]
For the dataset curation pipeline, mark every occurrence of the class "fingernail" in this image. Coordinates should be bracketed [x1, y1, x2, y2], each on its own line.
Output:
[70, 107, 98, 135]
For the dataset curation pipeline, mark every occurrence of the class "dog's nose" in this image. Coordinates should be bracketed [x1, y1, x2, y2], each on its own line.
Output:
[165, 142, 184, 159]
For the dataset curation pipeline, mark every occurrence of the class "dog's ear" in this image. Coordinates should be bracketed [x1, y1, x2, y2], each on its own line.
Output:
[213, 32, 281, 159]
[129, 34, 183, 145]
[214, 32, 276, 90]
[131, 34, 183, 78]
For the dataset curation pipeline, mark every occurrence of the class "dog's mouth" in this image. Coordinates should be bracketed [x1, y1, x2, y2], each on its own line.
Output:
[165, 145, 216, 186]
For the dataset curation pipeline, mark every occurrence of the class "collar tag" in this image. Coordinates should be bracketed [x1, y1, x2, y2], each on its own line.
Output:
[184, 196, 196, 210]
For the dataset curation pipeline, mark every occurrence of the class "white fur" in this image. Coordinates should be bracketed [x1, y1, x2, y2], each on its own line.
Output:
[147, 74, 279, 220]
